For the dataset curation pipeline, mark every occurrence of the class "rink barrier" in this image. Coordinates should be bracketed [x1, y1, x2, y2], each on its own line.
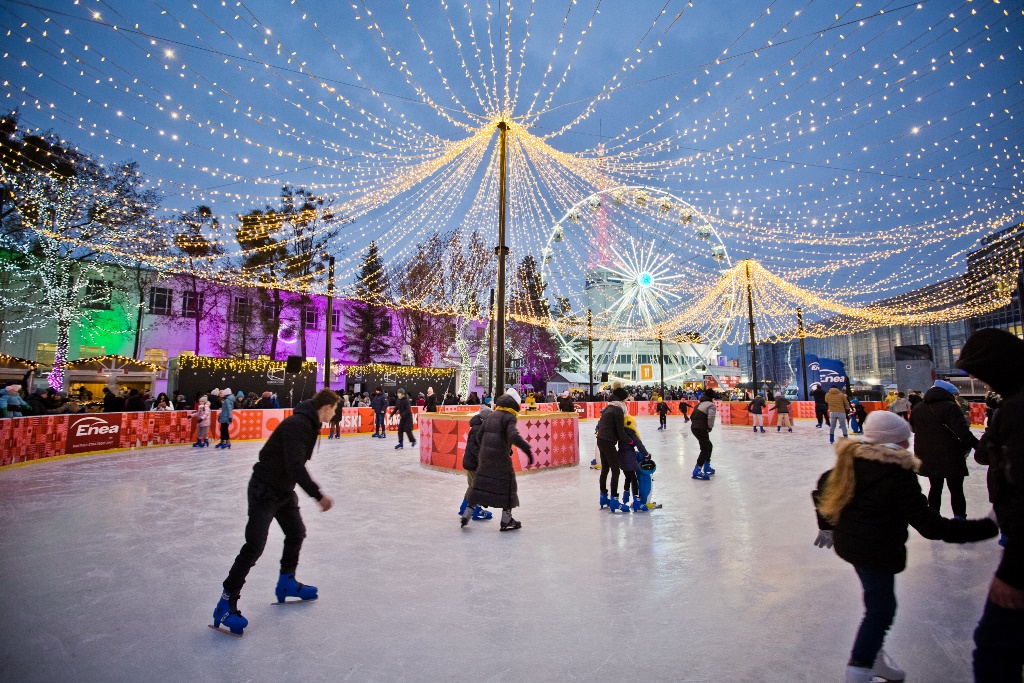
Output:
[0, 406, 425, 469]
[418, 412, 580, 472]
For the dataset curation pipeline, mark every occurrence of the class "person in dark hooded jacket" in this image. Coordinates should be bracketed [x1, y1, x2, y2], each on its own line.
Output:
[211, 389, 339, 637]
[389, 388, 416, 448]
[596, 383, 630, 510]
[909, 379, 979, 519]
[458, 402, 493, 522]
[462, 390, 532, 531]
[954, 328, 1024, 680]
[812, 409, 997, 682]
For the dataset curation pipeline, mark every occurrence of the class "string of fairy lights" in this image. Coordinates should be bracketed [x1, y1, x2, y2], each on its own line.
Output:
[0, 0, 1021, 354]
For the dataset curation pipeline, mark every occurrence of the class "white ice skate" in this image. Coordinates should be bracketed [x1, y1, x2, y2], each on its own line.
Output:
[844, 665, 873, 683]
[872, 650, 905, 682]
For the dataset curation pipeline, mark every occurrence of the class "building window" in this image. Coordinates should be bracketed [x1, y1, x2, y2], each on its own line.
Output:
[182, 291, 204, 319]
[84, 279, 112, 310]
[230, 296, 252, 323]
[144, 348, 168, 378]
[330, 308, 341, 330]
[262, 300, 283, 323]
[36, 342, 56, 366]
[303, 306, 318, 330]
[148, 287, 173, 315]
[78, 345, 105, 358]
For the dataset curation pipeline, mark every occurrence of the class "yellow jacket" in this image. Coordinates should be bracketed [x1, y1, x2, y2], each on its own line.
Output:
[825, 388, 852, 414]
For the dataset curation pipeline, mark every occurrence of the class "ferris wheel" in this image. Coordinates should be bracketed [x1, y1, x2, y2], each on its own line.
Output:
[540, 185, 740, 382]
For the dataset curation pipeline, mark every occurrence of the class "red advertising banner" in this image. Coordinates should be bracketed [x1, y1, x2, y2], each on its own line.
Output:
[65, 414, 124, 455]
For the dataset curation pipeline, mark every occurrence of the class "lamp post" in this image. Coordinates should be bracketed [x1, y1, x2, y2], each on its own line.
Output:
[494, 121, 509, 395]
[745, 261, 758, 395]
[797, 306, 808, 401]
[587, 308, 594, 400]
[488, 288, 495, 397]
[323, 255, 335, 389]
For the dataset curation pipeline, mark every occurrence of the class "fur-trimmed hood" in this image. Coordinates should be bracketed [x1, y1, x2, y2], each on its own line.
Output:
[834, 438, 920, 472]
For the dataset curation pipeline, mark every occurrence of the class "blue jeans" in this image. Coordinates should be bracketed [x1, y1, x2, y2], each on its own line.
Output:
[974, 597, 1024, 681]
[850, 567, 896, 668]
[374, 411, 386, 435]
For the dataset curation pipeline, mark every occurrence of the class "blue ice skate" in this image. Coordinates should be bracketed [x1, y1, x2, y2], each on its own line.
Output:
[830, 434, 835, 444]
[692, 465, 710, 480]
[752, 426, 757, 433]
[702, 462, 715, 476]
[192, 440, 203, 448]
[608, 495, 623, 512]
[211, 592, 248, 636]
[631, 496, 647, 513]
[458, 498, 468, 516]
[599, 492, 609, 509]
[275, 573, 318, 603]
[471, 505, 493, 521]
[759, 427, 765, 433]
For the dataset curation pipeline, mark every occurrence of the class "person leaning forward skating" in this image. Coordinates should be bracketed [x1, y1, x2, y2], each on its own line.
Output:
[690, 388, 718, 480]
[211, 389, 340, 636]
[954, 328, 1024, 681]
[461, 389, 533, 531]
[596, 383, 631, 510]
[811, 410, 997, 682]
[389, 388, 416, 449]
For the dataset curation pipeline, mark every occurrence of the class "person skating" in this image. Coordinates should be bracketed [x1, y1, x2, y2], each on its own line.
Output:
[889, 392, 910, 421]
[826, 386, 853, 443]
[595, 383, 631, 510]
[389, 388, 416, 449]
[458, 400, 494, 522]
[656, 397, 669, 430]
[216, 389, 236, 448]
[748, 392, 767, 433]
[812, 410, 998, 682]
[773, 394, 793, 432]
[211, 389, 340, 636]
[954, 328, 1024, 680]
[690, 388, 718, 480]
[189, 395, 211, 447]
[909, 380, 978, 521]
[678, 398, 691, 423]
[370, 388, 389, 438]
[811, 383, 830, 428]
[621, 412, 650, 512]
[460, 389, 533, 531]
[327, 399, 343, 439]
[557, 391, 576, 415]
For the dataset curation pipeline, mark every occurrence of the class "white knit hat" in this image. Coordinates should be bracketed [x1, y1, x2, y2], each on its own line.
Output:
[861, 410, 912, 445]
[504, 387, 522, 405]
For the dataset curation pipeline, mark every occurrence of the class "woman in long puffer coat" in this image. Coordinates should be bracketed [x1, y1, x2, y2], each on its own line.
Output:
[462, 391, 533, 531]
[909, 380, 979, 519]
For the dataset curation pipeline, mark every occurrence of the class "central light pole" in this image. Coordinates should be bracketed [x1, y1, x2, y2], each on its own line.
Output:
[323, 255, 335, 389]
[746, 261, 759, 396]
[494, 121, 510, 395]
[587, 308, 594, 400]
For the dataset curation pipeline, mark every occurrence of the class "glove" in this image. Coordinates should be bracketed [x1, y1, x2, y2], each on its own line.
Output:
[813, 530, 833, 549]
[525, 449, 534, 465]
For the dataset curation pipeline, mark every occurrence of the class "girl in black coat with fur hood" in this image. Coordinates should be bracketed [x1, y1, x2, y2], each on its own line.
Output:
[812, 410, 997, 683]
[462, 390, 533, 531]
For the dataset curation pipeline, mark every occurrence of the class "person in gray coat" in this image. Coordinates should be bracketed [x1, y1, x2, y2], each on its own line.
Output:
[461, 391, 533, 531]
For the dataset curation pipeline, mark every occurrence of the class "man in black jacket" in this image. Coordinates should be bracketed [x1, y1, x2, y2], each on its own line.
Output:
[596, 384, 630, 510]
[389, 388, 416, 449]
[909, 380, 978, 519]
[810, 383, 829, 428]
[955, 328, 1024, 680]
[370, 388, 389, 438]
[211, 389, 339, 636]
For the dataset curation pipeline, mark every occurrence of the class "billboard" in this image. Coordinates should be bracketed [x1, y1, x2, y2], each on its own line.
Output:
[66, 414, 122, 454]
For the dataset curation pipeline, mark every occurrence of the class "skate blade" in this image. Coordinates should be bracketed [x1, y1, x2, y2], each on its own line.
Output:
[271, 597, 318, 605]
[208, 624, 243, 637]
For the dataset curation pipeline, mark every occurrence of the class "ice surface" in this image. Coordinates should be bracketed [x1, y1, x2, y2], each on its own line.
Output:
[0, 417, 1001, 682]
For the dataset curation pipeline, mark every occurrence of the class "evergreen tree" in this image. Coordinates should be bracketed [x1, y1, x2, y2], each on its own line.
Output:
[346, 242, 392, 364]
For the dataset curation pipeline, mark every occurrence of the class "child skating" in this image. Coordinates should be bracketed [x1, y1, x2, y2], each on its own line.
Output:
[773, 394, 792, 432]
[690, 388, 717, 480]
[457, 400, 493, 522]
[210, 389, 340, 636]
[655, 398, 669, 430]
[812, 410, 997, 681]
[190, 395, 211, 447]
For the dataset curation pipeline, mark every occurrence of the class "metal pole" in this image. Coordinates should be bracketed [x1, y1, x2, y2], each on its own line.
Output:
[659, 328, 665, 398]
[746, 261, 758, 396]
[488, 288, 495, 397]
[587, 309, 594, 400]
[494, 121, 509, 396]
[323, 256, 335, 389]
[797, 306, 808, 401]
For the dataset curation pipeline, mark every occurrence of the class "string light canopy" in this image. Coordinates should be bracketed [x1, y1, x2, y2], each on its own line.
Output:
[0, 1, 1020, 343]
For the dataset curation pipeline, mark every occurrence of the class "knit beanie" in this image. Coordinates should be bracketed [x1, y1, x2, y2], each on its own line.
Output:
[861, 410, 912, 445]
[504, 387, 522, 405]
[612, 387, 629, 401]
[933, 380, 958, 395]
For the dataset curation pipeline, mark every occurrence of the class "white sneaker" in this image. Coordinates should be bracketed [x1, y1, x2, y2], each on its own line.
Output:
[872, 650, 905, 681]
[845, 665, 874, 683]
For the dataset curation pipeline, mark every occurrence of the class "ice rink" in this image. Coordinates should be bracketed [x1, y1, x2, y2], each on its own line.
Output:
[0, 416, 1001, 682]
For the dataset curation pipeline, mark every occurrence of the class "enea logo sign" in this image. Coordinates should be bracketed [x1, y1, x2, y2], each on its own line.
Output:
[66, 415, 123, 454]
